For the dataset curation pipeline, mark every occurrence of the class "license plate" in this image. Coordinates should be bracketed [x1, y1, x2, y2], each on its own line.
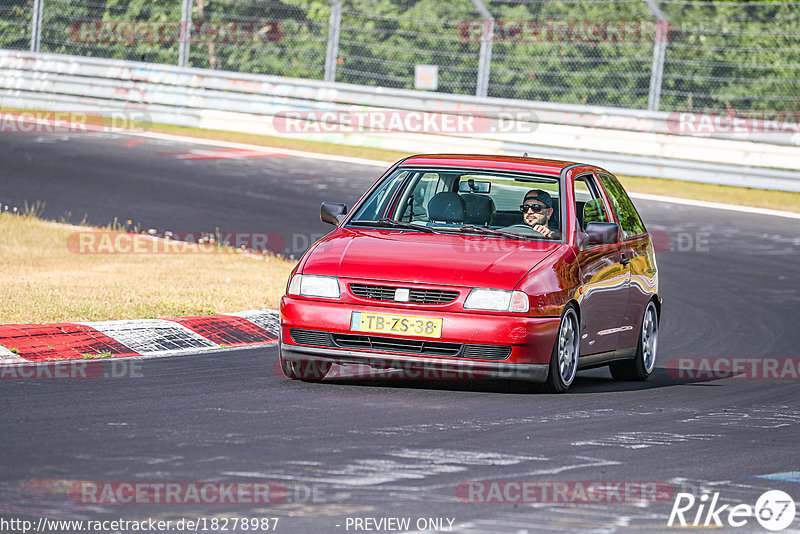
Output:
[350, 312, 443, 338]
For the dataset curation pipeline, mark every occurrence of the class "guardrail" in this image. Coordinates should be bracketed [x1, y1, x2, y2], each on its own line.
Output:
[2, 50, 799, 192]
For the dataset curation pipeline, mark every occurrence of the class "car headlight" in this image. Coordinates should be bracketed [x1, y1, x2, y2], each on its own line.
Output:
[464, 288, 529, 313]
[287, 274, 340, 299]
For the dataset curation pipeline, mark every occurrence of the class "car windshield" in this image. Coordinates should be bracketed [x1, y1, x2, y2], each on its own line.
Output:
[348, 166, 563, 241]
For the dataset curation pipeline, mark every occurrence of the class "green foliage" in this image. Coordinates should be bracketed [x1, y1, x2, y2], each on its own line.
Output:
[37, 0, 182, 63]
[82, 350, 113, 358]
[0, 1, 31, 50]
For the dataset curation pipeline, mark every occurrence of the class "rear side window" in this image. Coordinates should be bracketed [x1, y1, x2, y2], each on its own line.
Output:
[597, 173, 647, 239]
[397, 172, 448, 222]
[574, 174, 609, 232]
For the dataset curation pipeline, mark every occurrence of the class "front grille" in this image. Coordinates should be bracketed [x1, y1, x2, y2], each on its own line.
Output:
[290, 329, 511, 361]
[350, 284, 396, 301]
[461, 344, 512, 361]
[408, 288, 460, 304]
[332, 333, 462, 356]
[290, 329, 333, 347]
[331, 333, 511, 360]
[350, 284, 459, 305]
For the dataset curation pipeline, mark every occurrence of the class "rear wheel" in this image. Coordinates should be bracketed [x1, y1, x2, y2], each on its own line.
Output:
[610, 301, 658, 381]
[536, 305, 579, 393]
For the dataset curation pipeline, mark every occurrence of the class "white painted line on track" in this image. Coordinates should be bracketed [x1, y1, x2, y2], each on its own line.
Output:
[0, 345, 27, 364]
[227, 309, 280, 335]
[629, 191, 800, 220]
[125, 130, 389, 167]
[78, 319, 218, 356]
[114, 128, 800, 219]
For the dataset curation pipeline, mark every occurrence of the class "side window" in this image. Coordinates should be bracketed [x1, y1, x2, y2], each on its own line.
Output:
[397, 173, 445, 222]
[352, 171, 408, 221]
[574, 174, 609, 232]
[596, 173, 647, 239]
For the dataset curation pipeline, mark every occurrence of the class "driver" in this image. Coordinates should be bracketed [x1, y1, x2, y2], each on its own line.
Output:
[521, 189, 555, 238]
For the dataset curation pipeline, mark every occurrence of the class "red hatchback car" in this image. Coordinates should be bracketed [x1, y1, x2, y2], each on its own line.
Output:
[279, 155, 660, 392]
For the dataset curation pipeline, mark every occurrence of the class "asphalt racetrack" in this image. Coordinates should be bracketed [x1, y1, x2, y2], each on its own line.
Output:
[2, 131, 799, 533]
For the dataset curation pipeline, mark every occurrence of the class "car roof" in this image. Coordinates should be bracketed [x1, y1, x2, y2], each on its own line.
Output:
[399, 154, 584, 175]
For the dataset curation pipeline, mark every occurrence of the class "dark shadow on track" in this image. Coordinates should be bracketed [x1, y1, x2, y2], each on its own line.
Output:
[293, 367, 725, 395]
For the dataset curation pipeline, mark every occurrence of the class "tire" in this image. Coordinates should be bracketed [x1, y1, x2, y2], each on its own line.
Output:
[609, 301, 659, 381]
[280, 358, 331, 381]
[278, 343, 331, 381]
[536, 305, 580, 393]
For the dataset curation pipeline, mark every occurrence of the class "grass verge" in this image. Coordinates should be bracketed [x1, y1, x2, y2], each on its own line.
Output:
[0, 212, 296, 324]
[616, 174, 800, 214]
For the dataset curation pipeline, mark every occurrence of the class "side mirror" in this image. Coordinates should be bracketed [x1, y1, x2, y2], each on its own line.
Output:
[321, 202, 348, 226]
[584, 222, 620, 247]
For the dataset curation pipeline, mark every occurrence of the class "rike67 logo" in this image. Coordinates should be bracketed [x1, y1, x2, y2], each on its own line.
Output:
[668, 490, 796, 531]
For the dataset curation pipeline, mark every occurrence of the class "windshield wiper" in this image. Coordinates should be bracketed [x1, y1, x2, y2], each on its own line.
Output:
[459, 224, 529, 240]
[349, 218, 436, 233]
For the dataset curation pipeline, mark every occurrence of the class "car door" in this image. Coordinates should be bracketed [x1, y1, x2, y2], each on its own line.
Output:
[573, 173, 630, 356]
[595, 172, 656, 354]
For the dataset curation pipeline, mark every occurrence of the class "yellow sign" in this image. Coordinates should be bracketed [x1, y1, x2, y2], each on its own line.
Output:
[351, 312, 443, 338]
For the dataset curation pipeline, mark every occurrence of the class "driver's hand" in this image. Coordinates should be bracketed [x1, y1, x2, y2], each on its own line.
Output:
[533, 224, 554, 238]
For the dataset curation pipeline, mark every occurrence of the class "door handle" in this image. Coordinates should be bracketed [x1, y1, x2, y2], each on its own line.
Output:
[620, 253, 632, 266]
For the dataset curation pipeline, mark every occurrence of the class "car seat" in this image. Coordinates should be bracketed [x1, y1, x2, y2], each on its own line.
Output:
[428, 192, 466, 224]
[461, 193, 496, 226]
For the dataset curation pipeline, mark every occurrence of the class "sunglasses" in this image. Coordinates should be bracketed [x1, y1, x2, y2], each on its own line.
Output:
[520, 203, 548, 213]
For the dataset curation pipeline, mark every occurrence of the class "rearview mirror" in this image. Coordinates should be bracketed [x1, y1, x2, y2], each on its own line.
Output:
[321, 202, 348, 225]
[458, 179, 491, 194]
[584, 222, 620, 247]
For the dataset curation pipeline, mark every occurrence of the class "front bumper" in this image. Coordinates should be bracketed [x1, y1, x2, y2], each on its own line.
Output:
[280, 296, 560, 382]
[280, 343, 549, 382]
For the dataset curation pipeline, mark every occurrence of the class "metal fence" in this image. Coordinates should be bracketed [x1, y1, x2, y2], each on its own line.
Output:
[2, 0, 799, 112]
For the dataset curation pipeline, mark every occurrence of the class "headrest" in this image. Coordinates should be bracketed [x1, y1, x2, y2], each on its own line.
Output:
[428, 192, 466, 223]
[461, 193, 496, 226]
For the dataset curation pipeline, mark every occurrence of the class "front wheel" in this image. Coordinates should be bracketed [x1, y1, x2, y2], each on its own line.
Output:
[280, 357, 331, 381]
[279, 343, 331, 381]
[536, 305, 580, 393]
[610, 301, 658, 381]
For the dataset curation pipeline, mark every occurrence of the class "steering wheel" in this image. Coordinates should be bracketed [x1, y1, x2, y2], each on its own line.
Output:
[500, 224, 551, 237]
